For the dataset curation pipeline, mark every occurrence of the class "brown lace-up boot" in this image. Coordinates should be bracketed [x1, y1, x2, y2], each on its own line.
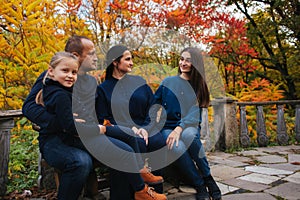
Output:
[140, 166, 164, 185]
[134, 185, 167, 200]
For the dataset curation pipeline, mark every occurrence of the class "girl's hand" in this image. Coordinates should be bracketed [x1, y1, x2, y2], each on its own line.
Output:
[166, 127, 182, 150]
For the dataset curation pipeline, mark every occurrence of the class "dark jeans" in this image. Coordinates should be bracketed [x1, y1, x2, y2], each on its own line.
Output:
[110, 169, 134, 200]
[105, 126, 166, 193]
[105, 126, 144, 169]
[161, 127, 210, 188]
[78, 131, 145, 192]
[137, 131, 165, 193]
[41, 135, 93, 200]
[41, 133, 146, 200]
[137, 131, 166, 169]
[105, 126, 166, 168]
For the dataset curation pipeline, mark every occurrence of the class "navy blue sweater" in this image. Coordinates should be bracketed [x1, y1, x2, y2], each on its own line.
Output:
[154, 75, 202, 130]
[96, 74, 155, 132]
[38, 78, 77, 145]
[22, 71, 56, 130]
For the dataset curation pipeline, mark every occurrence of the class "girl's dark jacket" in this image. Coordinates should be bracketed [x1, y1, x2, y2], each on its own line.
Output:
[38, 78, 99, 148]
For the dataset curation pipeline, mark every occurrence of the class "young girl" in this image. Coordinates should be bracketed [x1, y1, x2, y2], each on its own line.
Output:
[154, 47, 222, 200]
[34, 52, 96, 199]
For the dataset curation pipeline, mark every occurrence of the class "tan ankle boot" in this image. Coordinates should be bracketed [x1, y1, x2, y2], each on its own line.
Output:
[140, 166, 164, 185]
[135, 185, 167, 200]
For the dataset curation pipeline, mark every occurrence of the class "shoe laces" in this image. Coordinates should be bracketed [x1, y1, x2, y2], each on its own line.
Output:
[146, 186, 156, 198]
[144, 166, 159, 180]
[144, 158, 153, 174]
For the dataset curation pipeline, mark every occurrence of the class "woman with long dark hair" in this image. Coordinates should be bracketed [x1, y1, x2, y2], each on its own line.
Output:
[154, 47, 222, 200]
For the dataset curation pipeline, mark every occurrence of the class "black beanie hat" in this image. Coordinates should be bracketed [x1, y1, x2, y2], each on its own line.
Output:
[106, 45, 129, 67]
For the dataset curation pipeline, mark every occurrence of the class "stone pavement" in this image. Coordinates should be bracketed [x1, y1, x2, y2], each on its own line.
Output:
[164, 145, 300, 200]
[98, 145, 300, 200]
[33, 145, 300, 200]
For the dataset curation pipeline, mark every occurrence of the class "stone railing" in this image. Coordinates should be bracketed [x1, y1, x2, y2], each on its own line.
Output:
[200, 98, 300, 151]
[201, 98, 300, 151]
[237, 100, 300, 148]
[201, 98, 239, 151]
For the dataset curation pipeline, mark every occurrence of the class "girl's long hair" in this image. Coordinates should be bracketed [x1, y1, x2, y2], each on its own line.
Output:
[178, 47, 210, 107]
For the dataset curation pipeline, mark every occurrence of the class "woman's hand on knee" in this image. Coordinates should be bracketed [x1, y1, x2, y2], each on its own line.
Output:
[137, 128, 149, 145]
[166, 127, 182, 150]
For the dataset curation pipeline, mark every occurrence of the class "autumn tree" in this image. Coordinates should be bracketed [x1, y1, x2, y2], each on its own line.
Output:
[227, 0, 300, 99]
[205, 17, 259, 96]
[0, 0, 92, 110]
[79, 0, 231, 91]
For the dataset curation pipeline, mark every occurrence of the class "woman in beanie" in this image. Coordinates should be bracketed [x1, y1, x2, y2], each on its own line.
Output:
[96, 45, 167, 199]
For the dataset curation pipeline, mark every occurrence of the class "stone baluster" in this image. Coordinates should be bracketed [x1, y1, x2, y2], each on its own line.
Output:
[276, 104, 289, 145]
[256, 106, 269, 146]
[0, 118, 14, 197]
[200, 108, 212, 151]
[295, 105, 300, 142]
[239, 105, 250, 147]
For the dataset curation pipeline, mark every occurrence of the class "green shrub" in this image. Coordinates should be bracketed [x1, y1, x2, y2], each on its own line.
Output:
[7, 118, 39, 193]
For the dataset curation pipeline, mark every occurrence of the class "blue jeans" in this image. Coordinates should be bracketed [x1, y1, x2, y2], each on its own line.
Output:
[41, 135, 93, 200]
[137, 131, 166, 193]
[106, 126, 166, 194]
[79, 133, 145, 192]
[105, 126, 144, 169]
[41, 134, 145, 200]
[161, 127, 211, 187]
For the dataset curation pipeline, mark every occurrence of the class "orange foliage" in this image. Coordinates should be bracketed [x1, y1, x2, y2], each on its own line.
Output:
[236, 78, 284, 102]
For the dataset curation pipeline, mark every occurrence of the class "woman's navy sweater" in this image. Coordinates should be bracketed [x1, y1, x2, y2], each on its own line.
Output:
[96, 74, 155, 131]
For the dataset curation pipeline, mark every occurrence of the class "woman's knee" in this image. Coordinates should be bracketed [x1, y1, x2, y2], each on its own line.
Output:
[171, 140, 186, 154]
[181, 127, 199, 144]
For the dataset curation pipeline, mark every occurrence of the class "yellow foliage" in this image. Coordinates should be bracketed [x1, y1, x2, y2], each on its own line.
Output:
[236, 78, 284, 102]
[12, 163, 24, 172]
[32, 138, 38, 145]
[0, 0, 92, 110]
[26, 0, 43, 14]
[234, 78, 286, 144]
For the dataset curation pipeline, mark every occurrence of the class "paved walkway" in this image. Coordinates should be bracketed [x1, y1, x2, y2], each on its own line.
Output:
[98, 145, 300, 200]
[165, 145, 300, 200]
[40, 145, 300, 200]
